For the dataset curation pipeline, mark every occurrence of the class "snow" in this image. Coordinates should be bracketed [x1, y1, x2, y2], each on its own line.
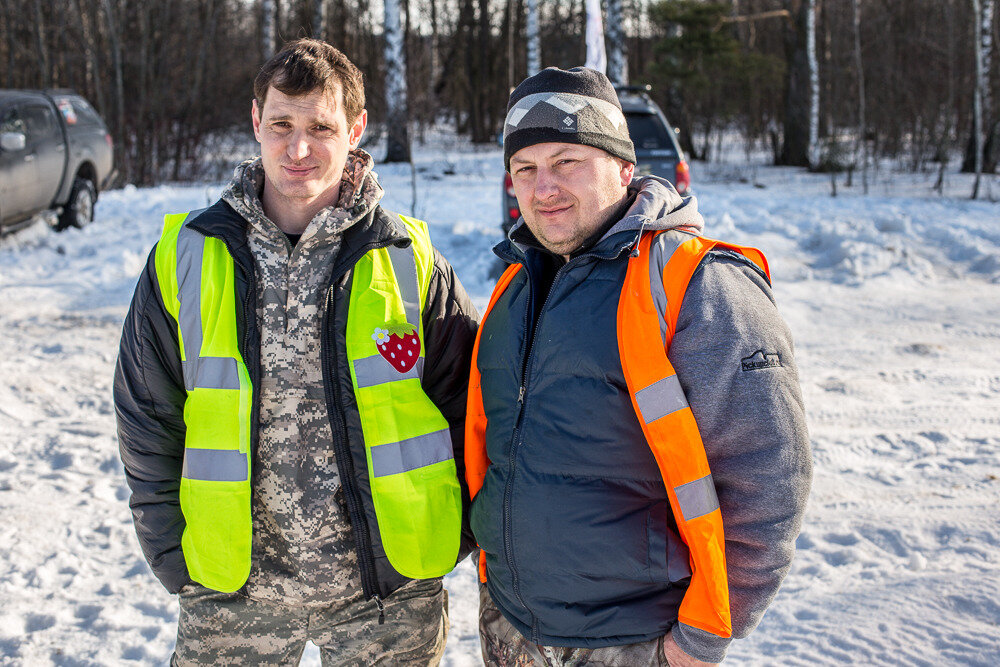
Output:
[1, 137, 999, 665]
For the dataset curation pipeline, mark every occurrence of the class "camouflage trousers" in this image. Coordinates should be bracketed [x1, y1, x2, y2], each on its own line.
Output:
[172, 577, 447, 666]
[478, 584, 670, 666]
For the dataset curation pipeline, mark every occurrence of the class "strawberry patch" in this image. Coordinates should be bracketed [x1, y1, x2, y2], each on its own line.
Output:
[372, 324, 421, 373]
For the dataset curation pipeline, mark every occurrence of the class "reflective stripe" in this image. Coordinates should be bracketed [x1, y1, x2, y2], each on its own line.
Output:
[182, 447, 248, 482]
[354, 354, 424, 388]
[674, 474, 720, 521]
[648, 232, 685, 347]
[635, 374, 688, 424]
[176, 225, 206, 390]
[183, 356, 241, 390]
[370, 428, 453, 477]
[387, 242, 421, 331]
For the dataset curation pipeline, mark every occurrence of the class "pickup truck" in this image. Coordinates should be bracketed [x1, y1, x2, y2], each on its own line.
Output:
[0, 89, 115, 233]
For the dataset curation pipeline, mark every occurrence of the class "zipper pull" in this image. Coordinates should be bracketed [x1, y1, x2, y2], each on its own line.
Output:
[517, 386, 525, 404]
[372, 595, 385, 624]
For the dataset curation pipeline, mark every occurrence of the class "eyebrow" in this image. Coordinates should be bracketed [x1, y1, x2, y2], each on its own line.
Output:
[265, 112, 336, 126]
[511, 146, 582, 165]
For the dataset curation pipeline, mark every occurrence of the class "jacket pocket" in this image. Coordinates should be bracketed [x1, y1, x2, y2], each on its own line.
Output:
[647, 499, 692, 585]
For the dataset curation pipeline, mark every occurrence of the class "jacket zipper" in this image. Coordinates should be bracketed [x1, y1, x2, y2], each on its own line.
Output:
[320, 236, 406, 621]
[322, 283, 382, 615]
[502, 259, 571, 643]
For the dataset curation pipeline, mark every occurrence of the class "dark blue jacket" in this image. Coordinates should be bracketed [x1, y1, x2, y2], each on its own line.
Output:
[470, 177, 812, 661]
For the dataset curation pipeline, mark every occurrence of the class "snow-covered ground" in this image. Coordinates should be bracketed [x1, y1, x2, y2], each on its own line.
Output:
[1, 137, 999, 666]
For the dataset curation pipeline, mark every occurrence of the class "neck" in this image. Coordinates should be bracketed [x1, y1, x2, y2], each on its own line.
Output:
[562, 192, 634, 261]
[260, 178, 342, 235]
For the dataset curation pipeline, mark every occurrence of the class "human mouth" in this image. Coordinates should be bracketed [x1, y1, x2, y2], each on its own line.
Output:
[536, 204, 572, 217]
[282, 165, 316, 177]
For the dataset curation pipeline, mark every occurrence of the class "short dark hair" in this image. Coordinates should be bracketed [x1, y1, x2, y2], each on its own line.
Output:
[253, 38, 365, 122]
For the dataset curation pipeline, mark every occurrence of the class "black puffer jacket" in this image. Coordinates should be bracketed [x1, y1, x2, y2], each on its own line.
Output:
[114, 200, 479, 597]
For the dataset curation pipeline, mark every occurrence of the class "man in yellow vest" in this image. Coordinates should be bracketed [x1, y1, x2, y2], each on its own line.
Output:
[114, 39, 478, 664]
[466, 67, 812, 665]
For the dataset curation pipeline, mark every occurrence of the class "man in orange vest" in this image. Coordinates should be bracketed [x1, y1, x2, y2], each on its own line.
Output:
[465, 67, 812, 665]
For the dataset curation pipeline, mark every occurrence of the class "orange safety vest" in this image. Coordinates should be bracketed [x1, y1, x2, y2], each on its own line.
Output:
[465, 230, 770, 640]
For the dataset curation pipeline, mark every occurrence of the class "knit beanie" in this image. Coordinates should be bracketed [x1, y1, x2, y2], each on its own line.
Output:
[503, 66, 636, 171]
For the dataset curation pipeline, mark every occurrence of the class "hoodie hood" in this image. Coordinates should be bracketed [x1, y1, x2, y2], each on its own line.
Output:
[221, 149, 384, 246]
[504, 175, 704, 260]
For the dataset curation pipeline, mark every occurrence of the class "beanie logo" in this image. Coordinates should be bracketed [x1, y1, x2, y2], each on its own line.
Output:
[561, 115, 577, 132]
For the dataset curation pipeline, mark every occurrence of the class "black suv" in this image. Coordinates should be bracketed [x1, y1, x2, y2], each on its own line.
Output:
[501, 84, 690, 235]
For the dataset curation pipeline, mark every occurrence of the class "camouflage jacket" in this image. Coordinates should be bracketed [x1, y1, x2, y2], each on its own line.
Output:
[114, 156, 479, 602]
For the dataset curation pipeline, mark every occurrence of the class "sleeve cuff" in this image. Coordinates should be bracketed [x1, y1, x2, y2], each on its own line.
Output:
[672, 622, 732, 664]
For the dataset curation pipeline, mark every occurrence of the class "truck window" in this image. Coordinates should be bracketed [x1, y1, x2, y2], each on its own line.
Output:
[625, 113, 677, 154]
[1, 107, 26, 136]
[69, 98, 103, 128]
[22, 104, 58, 142]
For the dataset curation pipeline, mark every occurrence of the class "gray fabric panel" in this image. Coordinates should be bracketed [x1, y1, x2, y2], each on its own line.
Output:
[182, 356, 240, 390]
[386, 243, 420, 330]
[674, 474, 720, 522]
[648, 232, 689, 347]
[175, 225, 206, 392]
[370, 428, 453, 478]
[666, 532, 693, 583]
[634, 374, 688, 424]
[182, 447, 248, 482]
[353, 354, 424, 388]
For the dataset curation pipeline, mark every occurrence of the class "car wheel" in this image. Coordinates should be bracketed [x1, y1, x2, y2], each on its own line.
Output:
[56, 177, 97, 230]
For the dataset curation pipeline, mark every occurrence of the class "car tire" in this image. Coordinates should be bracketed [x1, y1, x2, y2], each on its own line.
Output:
[56, 177, 97, 230]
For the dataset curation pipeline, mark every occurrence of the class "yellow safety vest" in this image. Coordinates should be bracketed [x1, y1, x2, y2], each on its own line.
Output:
[156, 209, 461, 592]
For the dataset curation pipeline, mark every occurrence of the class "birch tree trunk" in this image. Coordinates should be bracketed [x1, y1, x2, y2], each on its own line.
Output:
[807, 0, 820, 169]
[606, 0, 627, 86]
[781, 0, 818, 168]
[384, 0, 410, 162]
[584, 0, 606, 73]
[262, 0, 276, 60]
[972, 0, 985, 198]
[526, 0, 540, 76]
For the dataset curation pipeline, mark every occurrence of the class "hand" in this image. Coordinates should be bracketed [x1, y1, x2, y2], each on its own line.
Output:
[662, 630, 717, 666]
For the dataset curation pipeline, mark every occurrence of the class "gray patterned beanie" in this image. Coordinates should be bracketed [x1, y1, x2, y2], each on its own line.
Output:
[503, 66, 636, 171]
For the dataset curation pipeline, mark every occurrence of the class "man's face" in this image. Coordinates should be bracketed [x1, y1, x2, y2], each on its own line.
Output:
[251, 84, 366, 212]
[509, 143, 634, 258]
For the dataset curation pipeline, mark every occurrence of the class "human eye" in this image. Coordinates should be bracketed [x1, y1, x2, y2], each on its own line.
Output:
[514, 165, 535, 175]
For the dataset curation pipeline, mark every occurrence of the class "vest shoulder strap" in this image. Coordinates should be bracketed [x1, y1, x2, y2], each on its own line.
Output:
[647, 230, 770, 348]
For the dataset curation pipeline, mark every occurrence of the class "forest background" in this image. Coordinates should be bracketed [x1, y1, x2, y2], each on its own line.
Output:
[2, 0, 997, 196]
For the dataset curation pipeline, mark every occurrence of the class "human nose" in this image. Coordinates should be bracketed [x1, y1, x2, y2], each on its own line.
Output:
[286, 130, 310, 162]
[533, 168, 560, 200]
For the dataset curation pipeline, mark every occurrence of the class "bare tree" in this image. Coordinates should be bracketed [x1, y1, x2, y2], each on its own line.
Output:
[527, 0, 540, 75]
[972, 0, 987, 198]
[781, 0, 819, 168]
[262, 0, 277, 59]
[384, 0, 410, 162]
[606, 0, 628, 86]
[313, 0, 329, 40]
[851, 0, 868, 193]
